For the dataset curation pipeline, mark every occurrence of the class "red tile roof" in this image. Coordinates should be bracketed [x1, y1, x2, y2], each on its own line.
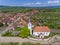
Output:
[33, 26, 50, 32]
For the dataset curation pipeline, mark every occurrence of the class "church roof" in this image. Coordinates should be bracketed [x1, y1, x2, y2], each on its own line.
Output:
[33, 26, 50, 32]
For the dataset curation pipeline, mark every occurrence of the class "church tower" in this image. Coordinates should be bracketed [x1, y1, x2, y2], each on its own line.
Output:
[28, 17, 32, 34]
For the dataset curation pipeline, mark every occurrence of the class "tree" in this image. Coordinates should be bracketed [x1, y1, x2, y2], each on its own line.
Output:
[19, 26, 30, 38]
[0, 22, 4, 27]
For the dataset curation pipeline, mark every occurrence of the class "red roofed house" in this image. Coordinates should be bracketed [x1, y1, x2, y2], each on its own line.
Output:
[33, 26, 50, 38]
[9, 25, 14, 31]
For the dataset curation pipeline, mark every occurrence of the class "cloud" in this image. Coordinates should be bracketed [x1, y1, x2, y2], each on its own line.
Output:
[35, 2, 41, 5]
[22, 0, 60, 7]
[47, 0, 60, 4]
[23, 2, 41, 6]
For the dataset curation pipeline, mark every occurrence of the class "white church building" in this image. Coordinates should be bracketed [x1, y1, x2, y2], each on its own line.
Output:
[28, 17, 50, 38]
[28, 17, 33, 34]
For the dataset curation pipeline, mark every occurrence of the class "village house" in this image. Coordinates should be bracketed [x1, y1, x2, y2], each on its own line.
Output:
[9, 25, 15, 31]
[33, 26, 50, 38]
[2, 14, 18, 26]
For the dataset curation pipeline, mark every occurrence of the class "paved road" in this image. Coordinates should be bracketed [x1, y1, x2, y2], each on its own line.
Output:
[50, 29, 60, 33]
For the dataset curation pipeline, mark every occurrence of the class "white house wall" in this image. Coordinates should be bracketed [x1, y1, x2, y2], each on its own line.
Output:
[33, 32, 50, 36]
[33, 32, 44, 36]
[44, 32, 50, 36]
[33, 32, 40, 36]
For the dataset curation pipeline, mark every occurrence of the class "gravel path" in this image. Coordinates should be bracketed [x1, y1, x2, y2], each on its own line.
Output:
[0, 35, 60, 45]
[0, 37, 48, 44]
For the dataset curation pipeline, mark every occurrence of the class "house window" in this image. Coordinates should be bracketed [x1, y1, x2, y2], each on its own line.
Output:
[46, 32, 48, 35]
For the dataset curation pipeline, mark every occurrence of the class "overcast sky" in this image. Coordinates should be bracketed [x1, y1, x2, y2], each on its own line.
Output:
[0, 0, 60, 7]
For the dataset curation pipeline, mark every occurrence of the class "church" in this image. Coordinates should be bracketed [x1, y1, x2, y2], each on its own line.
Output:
[28, 17, 50, 38]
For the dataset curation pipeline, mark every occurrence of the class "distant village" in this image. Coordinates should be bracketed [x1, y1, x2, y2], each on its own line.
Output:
[0, 9, 51, 39]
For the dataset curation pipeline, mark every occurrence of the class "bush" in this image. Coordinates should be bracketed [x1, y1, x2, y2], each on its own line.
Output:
[0, 22, 4, 27]
[2, 32, 12, 36]
[19, 27, 30, 38]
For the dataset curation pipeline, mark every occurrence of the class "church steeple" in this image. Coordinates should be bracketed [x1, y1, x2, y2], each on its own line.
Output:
[28, 16, 32, 34]
[29, 17, 30, 23]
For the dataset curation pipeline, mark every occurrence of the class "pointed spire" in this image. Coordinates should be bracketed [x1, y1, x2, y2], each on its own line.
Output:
[29, 17, 30, 22]
[28, 16, 31, 23]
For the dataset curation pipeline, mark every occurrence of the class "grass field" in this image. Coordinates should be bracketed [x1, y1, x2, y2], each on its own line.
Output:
[31, 11, 60, 29]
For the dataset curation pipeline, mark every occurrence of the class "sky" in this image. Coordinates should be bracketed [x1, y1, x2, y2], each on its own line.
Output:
[0, 0, 60, 7]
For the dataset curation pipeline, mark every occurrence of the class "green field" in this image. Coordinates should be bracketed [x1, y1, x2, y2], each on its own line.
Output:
[0, 7, 33, 13]
[0, 42, 19, 45]
[31, 8, 60, 29]
[0, 42, 43, 45]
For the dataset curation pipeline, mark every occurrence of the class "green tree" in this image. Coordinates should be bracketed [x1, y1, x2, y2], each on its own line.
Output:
[19, 27, 30, 38]
[0, 22, 4, 27]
